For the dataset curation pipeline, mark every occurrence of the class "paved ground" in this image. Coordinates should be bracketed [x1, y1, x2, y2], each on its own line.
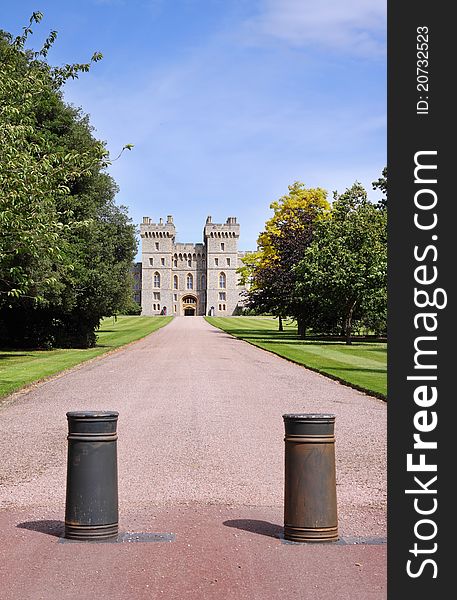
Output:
[0, 317, 386, 599]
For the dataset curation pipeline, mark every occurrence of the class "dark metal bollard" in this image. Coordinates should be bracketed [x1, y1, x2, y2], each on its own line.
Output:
[283, 413, 338, 543]
[65, 411, 119, 540]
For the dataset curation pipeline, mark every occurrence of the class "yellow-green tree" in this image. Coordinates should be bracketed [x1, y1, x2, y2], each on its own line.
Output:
[239, 181, 330, 332]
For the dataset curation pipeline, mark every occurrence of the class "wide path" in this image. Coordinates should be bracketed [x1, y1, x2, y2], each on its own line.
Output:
[0, 317, 386, 599]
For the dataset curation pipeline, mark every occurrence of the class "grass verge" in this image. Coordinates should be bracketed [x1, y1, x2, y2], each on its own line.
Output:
[0, 315, 172, 400]
[206, 316, 386, 400]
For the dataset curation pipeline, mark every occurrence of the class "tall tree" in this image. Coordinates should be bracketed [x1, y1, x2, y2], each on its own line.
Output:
[295, 183, 387, 344]
[239, 182, 329, 333]
[0, 14, 136, 348]
[0, 18, 96, 305]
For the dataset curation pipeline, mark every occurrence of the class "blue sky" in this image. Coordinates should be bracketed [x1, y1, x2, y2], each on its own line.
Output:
[2, 1, 386, 258]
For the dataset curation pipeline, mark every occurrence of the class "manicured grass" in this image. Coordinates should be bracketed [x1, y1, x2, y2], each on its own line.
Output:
[0, 316, 172, 400]
[206, 316, 387, 399]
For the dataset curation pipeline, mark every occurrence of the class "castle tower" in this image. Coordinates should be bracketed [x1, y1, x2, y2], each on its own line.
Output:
[204, 216, 240, 316]
[140, 215, 175, 315]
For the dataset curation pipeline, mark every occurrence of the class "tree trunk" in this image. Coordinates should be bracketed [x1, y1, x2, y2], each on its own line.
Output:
[278, 315, 283, 332]
[345, 300, 357, 345]
[297, 315, 306, 339]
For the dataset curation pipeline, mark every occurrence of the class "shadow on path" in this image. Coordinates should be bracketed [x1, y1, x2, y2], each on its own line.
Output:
[17, 519, 64, 538]
[223, 519, 282, 539]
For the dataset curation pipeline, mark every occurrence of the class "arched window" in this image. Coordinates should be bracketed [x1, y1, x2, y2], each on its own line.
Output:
[186, 273, 193, 290]
[173, 275, 178, 290]
[201, 274, 206, 289]
[219, 272, 226, 289]
[154, 272, 160, 288]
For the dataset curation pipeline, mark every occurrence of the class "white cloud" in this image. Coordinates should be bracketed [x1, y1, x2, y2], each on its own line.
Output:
[244, 0, 386, 57]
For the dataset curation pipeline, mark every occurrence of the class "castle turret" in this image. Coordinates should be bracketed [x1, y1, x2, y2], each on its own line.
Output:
[204, 217, 240, 316]
[140, 216, 176, 315]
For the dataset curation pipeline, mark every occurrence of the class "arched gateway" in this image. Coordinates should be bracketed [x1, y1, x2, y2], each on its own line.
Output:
[182, 295, 197, 316]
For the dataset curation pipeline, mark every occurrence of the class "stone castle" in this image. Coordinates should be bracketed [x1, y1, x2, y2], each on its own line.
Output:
[133, 215, 247, 316]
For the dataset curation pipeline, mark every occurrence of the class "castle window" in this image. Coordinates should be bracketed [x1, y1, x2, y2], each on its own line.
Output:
[201, 274, 206, 289]
[154, 272, 160, 288]
[157, 303, 160, 311]
[174, 305, 177, 313]
[186, 274, 193, 290]
[219, 292, 226, 301]
[214, 258, 219, 266]
[188, 259, 192, 267]
[155, 242, 159, 250]
[149, 257, 153, 266]
[161, 257, 165, 266]
[221, 242, 225, 250]
[218, 304, 222, 310]
[226, 257, 231, 266]
[153, 303, 156, 310]
[219, 272, 226, 289]
[173, 293, 178, 301]
[223, 304, 226, 310]
[153, 292, 160, 300]
[173, 275, 178, 289]
[174, 259, 178, 267]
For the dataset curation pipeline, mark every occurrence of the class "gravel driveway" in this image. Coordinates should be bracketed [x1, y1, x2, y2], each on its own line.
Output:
[0, 316, 387, 599]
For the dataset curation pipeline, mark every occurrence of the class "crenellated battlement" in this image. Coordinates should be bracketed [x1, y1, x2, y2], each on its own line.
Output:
[140, 215, 176, 239]
[203, 216, 240, 239]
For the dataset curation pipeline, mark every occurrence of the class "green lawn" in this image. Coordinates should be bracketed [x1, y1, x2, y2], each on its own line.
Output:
[206, 316, 387, 399]
[0, 315, 172, 400]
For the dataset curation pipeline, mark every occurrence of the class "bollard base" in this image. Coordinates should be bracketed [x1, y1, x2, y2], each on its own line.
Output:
[64, 521, 119, 541]
[283, 524, 338, 543]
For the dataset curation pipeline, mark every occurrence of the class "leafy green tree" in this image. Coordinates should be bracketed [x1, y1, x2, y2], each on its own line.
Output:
[0, 14, 136, 348]
[372, 166, 387, 209]
[0, 18, 96, 304]
[295, 183, 387, 344]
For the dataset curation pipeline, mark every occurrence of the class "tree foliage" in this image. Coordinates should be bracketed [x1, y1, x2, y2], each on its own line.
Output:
[372, 166, 387, 208]
[295, 182, 387, 343]
[0, 14, 137, 348]
[239, 182, 330, 330]
[241, 173, 387, 343]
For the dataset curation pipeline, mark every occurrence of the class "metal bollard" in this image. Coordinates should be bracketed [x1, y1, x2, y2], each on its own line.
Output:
[283, 413, 338, 542]
[65, 411, 119, 540]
